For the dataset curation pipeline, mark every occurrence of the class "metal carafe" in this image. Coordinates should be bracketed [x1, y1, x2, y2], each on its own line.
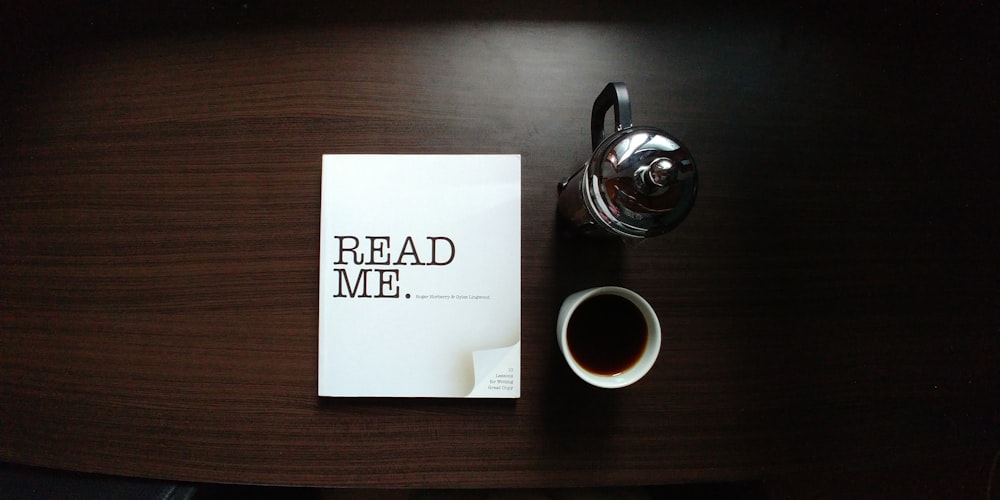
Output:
[557, 82, 698, 240]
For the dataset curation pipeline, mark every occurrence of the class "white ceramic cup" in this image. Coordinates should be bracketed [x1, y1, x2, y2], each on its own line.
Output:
[556, 286, 661, 389]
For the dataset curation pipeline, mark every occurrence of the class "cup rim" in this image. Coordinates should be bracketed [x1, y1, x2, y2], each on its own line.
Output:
[557, 286, 661, 389]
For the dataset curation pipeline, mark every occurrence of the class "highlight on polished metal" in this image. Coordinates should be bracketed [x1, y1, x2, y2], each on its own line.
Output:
[557, 82, 698, 240]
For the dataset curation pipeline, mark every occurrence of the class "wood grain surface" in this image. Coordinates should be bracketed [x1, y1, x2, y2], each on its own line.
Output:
[2, 0, 998, 488]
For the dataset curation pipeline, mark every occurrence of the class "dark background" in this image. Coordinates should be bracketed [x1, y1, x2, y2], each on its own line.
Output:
[1, 0, 998, 493]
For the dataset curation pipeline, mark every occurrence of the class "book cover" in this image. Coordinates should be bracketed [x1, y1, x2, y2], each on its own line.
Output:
[318, 154, 521, 397]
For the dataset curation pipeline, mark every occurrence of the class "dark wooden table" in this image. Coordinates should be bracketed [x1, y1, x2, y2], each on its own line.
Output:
[2, 0, 998, 489]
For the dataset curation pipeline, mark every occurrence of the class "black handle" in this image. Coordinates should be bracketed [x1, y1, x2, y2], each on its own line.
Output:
[590, 82, 632, 151]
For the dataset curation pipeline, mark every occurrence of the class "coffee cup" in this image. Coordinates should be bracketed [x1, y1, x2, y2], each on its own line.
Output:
[556, 286, 661, 388]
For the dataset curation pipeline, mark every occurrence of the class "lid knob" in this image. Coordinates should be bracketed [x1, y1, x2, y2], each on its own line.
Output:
[633, 158, 677, 194]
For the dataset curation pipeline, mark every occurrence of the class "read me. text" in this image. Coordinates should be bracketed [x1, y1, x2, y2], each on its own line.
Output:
[332, 235, 456, 298]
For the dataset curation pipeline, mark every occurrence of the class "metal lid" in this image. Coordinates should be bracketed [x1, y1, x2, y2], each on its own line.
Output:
[583, 126, 697, 238]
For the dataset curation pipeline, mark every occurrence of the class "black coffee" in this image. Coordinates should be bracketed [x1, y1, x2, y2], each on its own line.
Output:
[566, 294, 648, 376]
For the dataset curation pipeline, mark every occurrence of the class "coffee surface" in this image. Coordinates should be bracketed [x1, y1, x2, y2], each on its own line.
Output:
[567, 294, 648, 376]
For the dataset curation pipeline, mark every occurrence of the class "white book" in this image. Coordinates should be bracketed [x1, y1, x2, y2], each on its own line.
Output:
[318, 154, 521, 397]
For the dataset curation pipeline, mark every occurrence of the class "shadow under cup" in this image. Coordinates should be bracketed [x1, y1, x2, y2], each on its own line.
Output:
[556, 286, 661, 389]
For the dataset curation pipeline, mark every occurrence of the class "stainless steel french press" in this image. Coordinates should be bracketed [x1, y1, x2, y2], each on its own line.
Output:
[557, 82, 698, 240]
